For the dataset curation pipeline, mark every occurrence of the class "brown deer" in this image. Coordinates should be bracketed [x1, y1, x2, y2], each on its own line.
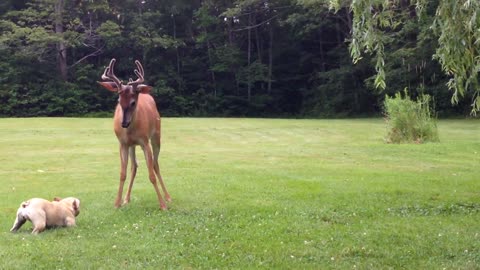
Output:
[98, 58, 171, 210]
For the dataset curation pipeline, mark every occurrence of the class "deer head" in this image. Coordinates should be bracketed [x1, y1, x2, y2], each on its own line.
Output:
[98, 58, 153, 128]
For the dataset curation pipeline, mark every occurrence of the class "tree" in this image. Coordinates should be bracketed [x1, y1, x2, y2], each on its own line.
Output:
[54, 0, 67, 80]
[223, 0, 287, 101]
[327, 0, 480, 113]
[0, 0, 475, 117]
[0, 0, 110, 81]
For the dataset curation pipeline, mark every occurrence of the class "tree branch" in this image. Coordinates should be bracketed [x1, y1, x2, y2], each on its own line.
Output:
[233, 14, 280, 32]
[68, 44, 105, 69]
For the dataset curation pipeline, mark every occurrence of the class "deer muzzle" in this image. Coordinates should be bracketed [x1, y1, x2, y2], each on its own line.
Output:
[121, 108, 132, 128]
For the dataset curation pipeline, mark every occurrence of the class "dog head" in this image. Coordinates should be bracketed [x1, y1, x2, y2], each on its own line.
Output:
[53, 197, 81, 216]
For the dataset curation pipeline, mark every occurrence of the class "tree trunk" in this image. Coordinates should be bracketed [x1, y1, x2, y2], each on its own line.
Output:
[204, 27, 217, 97]
[255, 19, 262, 63]
[172, 14, 183, 93]
[173, 14, 181, 75]
[228, 18, 234, 45]
[235, 73, 240, 96]
[267, 23, 273, 93]
[247, 12, 252, 101]
[319, 30, 325, 72]
[254, 17, 264, 91]
[55, 0, 67, 81]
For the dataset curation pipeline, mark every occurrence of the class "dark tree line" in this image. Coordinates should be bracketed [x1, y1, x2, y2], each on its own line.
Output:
[0, 0, 473, 117]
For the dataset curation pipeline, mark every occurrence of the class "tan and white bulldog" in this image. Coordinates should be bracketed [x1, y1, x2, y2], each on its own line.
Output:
[10, 197, 80, 234]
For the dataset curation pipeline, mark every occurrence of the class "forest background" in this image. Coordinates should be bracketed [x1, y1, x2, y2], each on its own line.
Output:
[0, 0, 475, 117]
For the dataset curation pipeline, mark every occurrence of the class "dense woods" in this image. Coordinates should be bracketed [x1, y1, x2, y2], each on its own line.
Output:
[0, 0, 476, 117]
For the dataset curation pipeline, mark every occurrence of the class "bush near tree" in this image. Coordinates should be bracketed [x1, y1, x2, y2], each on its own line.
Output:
[384, 90, 439, 144]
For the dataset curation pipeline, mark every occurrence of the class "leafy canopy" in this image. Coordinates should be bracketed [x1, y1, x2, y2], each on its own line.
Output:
[328, 0, 480, 113]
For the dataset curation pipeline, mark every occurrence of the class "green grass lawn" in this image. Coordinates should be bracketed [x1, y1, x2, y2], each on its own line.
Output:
[0, 118, 479, 269]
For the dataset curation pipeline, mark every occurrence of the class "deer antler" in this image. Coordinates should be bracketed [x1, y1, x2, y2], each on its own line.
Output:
[127, 60, 145, 89]
[101, 58, 123, 91]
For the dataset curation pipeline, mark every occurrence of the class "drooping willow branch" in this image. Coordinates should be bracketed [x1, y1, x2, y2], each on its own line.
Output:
[329, 0, 480, 113]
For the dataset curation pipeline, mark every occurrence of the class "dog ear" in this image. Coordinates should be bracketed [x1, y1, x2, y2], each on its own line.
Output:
[73, 199, 80, 211]
[53, 197, 62, 202]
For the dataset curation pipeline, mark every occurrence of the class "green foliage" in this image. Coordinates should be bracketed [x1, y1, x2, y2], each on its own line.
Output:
[303, 65, 377, 117]
[0, 0, 61, 59]
[432, 0, 480, 113]
[128, 13, 180, 51]
[194, 4, 218, 29]
[238, 60, 268, 86]
[330, 0, 480, 114]
[210, 45, 243, 73]
[384, 90, 439, 143]
[96, 20, 122, 49]
[0, 0, 476, 117]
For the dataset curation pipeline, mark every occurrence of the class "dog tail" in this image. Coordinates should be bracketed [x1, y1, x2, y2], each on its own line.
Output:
[21, 200, 31, 208]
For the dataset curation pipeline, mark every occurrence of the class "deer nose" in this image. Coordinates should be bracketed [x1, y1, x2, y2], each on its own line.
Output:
[121, 108, 131, 128]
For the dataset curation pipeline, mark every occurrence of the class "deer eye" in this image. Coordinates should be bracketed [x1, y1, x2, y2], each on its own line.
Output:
[131, 101, 136, 107]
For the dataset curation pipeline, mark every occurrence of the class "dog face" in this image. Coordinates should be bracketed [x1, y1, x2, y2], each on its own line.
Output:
[53, 197, 81, 217]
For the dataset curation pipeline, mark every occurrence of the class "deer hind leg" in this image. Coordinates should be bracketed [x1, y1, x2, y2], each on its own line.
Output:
[151, 134, 171, 202]
[141, 142, 167, 210]
[115, 144, 129, 208]
[124, 146, 138, 205]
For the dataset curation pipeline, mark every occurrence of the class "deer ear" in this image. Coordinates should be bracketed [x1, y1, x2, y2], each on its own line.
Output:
[97, 81, 119, 92]
[136, 84, 152, 94]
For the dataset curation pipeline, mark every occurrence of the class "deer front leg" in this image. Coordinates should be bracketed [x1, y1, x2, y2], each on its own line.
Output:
[115, 144, 129, 208]
[124, 146, 138, 205]
[142, 143, 167, 210]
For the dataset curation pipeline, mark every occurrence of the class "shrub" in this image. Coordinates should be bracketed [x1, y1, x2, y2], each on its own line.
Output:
[383, 90, 439, 143]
